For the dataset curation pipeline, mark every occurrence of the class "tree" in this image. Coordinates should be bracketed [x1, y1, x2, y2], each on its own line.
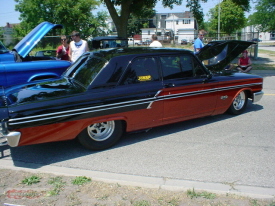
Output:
[208, 0, 246, 35]
[101, 0, 251, 38]
[102, 0, 182, 38]
[247, 0, 275, 32]
[14, 0, 109, 38]
[127, 8, 156, 36]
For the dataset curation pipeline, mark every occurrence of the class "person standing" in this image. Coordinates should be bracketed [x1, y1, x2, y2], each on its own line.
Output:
[149, 34, 163, 47]
[56, 35, 69, 60]
[68, 31, 89, 63]
[194, 29, 206, 54]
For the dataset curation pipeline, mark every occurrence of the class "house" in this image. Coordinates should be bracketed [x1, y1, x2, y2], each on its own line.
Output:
[1, 22, 17, 46]
[241, 25, 274, 42]
[141, 12, 198, 44]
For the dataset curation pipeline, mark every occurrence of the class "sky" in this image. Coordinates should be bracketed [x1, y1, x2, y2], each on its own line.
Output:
[0, 0, 256, 27]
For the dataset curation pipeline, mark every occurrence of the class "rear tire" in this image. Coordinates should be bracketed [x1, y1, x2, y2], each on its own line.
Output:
[78, 120, 123, 150]
[227, 91, 248, 115]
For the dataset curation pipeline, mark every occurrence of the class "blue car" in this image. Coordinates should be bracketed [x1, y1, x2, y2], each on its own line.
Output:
[0, 22, 71, 88]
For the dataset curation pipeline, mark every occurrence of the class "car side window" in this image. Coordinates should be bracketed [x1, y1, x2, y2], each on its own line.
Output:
[192, 58, 206, 78]
[120, 57, 160, 85]
[180, 55, 193, 77]
[160, 56, 182, 80]
[161, 55, 206, 80]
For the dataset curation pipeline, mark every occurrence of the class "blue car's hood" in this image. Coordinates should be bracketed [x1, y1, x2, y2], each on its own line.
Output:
[14, 22, 63, 58]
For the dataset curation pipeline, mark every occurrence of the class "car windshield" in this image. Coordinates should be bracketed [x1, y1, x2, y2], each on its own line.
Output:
[65, 54, 108, 88]
[203, 44, 228, 66]
[0, 41, 9, 54]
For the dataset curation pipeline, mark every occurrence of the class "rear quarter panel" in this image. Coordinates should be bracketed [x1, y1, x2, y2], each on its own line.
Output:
[211, 73, 263, 115]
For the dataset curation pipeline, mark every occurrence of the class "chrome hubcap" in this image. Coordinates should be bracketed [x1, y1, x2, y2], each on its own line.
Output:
[87, 121, 115, 141]
[232, 91, 245, 110]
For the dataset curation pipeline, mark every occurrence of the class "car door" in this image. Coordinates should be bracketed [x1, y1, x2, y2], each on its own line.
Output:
[114, 56, 164, 130]
[160, 54, 219, 122]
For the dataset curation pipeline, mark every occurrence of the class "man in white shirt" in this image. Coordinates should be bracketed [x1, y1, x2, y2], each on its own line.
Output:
[68, 31, 89, 63]
[149, 34, 163, 47]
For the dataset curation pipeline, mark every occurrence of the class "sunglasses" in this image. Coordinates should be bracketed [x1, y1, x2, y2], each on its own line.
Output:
[199, 34, 204, 36]
[61, 39, 67, 41]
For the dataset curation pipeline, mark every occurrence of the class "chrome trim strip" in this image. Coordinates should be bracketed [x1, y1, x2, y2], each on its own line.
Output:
[9, 99, 154, 125]
[9, 96, 156, 122]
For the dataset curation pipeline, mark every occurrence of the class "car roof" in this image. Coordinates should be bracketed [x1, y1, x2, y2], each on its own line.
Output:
[86, 40, 254, 72]
[89, 47, 194, 61]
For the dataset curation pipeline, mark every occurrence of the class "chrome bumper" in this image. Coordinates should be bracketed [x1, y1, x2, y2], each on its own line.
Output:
[253, 91, 264, 103]
[0, 123, 21, 147]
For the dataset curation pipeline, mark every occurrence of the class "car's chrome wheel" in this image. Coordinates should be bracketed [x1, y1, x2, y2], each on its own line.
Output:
[77, 120, 124, 150]
[232, 91, 246, 110]
[87, 121, 115, 141]
[228, 91, 248, 115]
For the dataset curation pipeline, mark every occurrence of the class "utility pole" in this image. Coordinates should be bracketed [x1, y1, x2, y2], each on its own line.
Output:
[218, 0, 221, 40]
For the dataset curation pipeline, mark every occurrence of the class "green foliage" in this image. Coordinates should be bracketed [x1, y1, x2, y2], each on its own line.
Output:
[102, 0, 251, 38]
[208, 0, 246, 35]
[89, 11, 112, 37]
[127, 7, 156, 36]
[187, 188, 216, 199]
[13, 0, 109, 38]
[0, 28, 4, 37]
[71, 176, 91, 185]
[247, 0, 275, 32]
[101, 0, 182, 38]
[186, 0, 207, 29]
[132, 200, 151, 206]
[21, 175, 41, 185]
[47, 176, 66, 196]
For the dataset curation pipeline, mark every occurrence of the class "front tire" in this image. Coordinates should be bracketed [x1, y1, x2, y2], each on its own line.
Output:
[227, 91, 248, 115]
[78, 120, 123, 150]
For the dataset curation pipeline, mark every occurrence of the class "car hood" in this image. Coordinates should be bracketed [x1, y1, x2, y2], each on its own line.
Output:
[196, 40, 255, 72]
[3, 78, 84, 106]
[14, 22, 63, 58]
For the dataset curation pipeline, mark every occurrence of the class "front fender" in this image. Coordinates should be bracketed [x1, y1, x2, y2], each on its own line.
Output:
[0, 85, 10, 138]
[0, 86, 8, 120]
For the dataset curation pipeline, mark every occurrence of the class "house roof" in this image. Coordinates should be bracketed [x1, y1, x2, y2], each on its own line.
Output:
[4, 23, 19, 28]
[156, 11, 193, 18]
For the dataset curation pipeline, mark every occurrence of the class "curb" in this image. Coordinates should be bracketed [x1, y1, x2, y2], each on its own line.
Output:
[1, 159, 274, 199]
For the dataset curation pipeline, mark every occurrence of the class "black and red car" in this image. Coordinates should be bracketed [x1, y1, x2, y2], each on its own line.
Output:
[0, 40, 263, 150]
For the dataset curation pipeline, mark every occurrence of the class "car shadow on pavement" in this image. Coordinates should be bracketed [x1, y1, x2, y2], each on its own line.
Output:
[1, 101, 263, 169]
